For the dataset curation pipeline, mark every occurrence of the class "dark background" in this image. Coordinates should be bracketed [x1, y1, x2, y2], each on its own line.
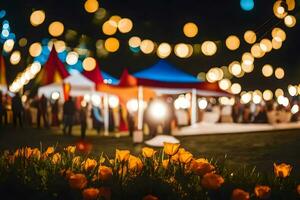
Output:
[1, 0, 300, 92]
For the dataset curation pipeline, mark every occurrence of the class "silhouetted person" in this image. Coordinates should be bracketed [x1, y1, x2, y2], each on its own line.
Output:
[37, 95, 49, 128]
[91, 106, 104, 134]
[254, 105, 268, 123]
[63, 97, 76, 135]
[80, 105, 87, 139]
[127, 111, 135, 137]
[163, 100, 175, 134]
[11, 93, 23, 127]
[51, 99, 59, 126]
[109, 107, 115, 132]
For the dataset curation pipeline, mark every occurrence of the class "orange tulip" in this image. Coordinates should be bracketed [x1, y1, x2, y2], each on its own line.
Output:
[163, 142, 180, 156]
[82, 188, 100, 200]
[24, 147, 33, 159]
[60, 169, 74, 179]
[178, 149, 193, 164]
[143, 194, 159, 200]
[162, 159, 169, 169]
[142, 147, 156, 158]
[116, 149, 130, 162]
[32, 148, 41, 160]
[72, 156, 81, 166]
[190, 159, 215, 176]
[69, 173, 88, 190]
[273, 163, 292, 178]
[52, 153, 61, 164]
[128, 155, 143, 172]
[254, 185, 271, 199]
[201, 173, 224, 190]
[65, 146, 76, 154]
[45, 147, 54, 156]
[83, 158, 97, 171]
[98, 166, 113, 181]
[231, 188, 250, 200]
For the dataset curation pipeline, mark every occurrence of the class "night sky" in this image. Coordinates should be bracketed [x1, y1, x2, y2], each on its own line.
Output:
[1, 0, 300, 92]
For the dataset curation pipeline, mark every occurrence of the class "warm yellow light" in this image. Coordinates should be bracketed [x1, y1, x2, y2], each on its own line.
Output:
[263, 90, 273, 101]
[231, 83, 241, 94]
[272, 27, 286, 42]
[242, 52, 254, 65]
[284, 15, 296, 28]
[29, 42, 42, 57]
[229, 61, 242, 76]
[259, 39, 272, 53]
[197, 72, 206, 81]
[10, 50, 21, 65]
[66, 51, 79, 65]
[183, 22, 198, 38]
[18, 38, 27, 47]
[273, 1, 287, 19]
[128, 36, 141, 48]
[84, 0, 99, 13]
[241, 62, 254, 73]
[251, 43, 265, 58]
[272, 38, 282, 50]
[275, 67, 285, 79]
[110, 15, 122, 24]
[54, 40, 66, 53]
[140, 39, 155, 54]
[174, 43, 189, 58]
[275, 88, 284, 97]
[286, 0, 296, 11]
[3, 39, 14, 53]
[225, 35, 240, 51]
[48, 21, 64, 37]
[288, 85, 298, 96]
[83, 57, 96, 71]
[262, 64, 273, 77]
[201, 41, 217, 56]
[244, 30, 256, 44]
[206, 67, 223, 83]
[241, 92, 252, 104]
[218, 79, 231, 90]
[118, 18, 133, 33]
[104, 37, 120, 53]
[157, 43, 172, 58]
[102, 20, 118, 35]
[30, 10, 45, 27]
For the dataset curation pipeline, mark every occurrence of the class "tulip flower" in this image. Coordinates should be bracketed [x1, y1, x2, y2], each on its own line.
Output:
[142, 147, 156, 158]
[201, 173, 224, 190]
[273, 163, 292, 178]
[163, 142, 180, 156]
[254, 185, 271, 199]
[116, 149, 130, 162]
[231, 188, 250, 200]
[82, 188, 99, 200]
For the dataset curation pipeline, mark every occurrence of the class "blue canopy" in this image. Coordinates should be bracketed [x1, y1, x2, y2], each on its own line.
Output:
[133, 60, 201, 83]
[102, 71, 119, 85]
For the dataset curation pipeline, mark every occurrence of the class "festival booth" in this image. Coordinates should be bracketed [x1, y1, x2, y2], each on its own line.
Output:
[0, 55, 7, 94]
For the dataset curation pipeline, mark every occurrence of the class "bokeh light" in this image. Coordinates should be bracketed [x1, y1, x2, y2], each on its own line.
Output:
[3, 39, 14, 53]
[262, 64, 273, 77]
[231, 83, 242, 94]
[259, 39, 272, 52]
[118, 18, 133, 33]
[48, 21, 64, 37]
[102, 20, 118, 35]
[128, 36, 141, 48]
[140, 39, 155, 54]
[218, 78, 231, 90]
[201, 41, 217, 56]
[284, 15, 296, 28]
[275, 88, 284, 97]
[244, 30, 256, 44]
[83, 57, 96, 71]
[174, 43, 189, 58]
[30, 10, 45, 26]
[84, 0, 99, 13]
[104, 37, 120, 52]
[251, 43, 265, 58]
[226, 35, 240, 51]
[240, 0, 254, 11]
[18, 38, 27, 47]
[29, 42, 42, 57]
[66, 51, 79, 65]
[183, 22, 198, 38]
[10, 50, 21, 65]
[275, 67, 285, 79]
[157, 43, 172, 59]
[263, 90, 273, 101]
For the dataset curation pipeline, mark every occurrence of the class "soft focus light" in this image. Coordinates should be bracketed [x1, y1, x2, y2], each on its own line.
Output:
[275, 88, 284, 97]
[91, 94, 101, 107]
[104, 37, 120, 53]
[198, 98, 208, 110]
[48, 21, 64, 37]
[127, 99, 139, 112]
[251, 43, 265, 58]
[102, 20, 118, 35]
[53, 40, 66, 53]
[242, 52, 254, 65]
[30, 10, 45, 26]
[241, 92, 252, 104]
[275, 67, 285, 79]
[110, 15, 122, 24]
[277, 96, 289, 107]
[284, 15, 296, 28]
[66, 51, 79, 65]
[231, 83, 242, 94]
[240, 0, 254, 11]
[140, 39, 155, 54]
[263, 90, 273, 101]
[272, 27, 286, 42]
[273, 1, 288, 19]
[218, 79, 231, 90]
[83, 57, 96, 71]
[157, 43, 172, 58]
[252, 94, 262, 104]
[229, 61, 242, 76]
[84, 0, 99, 13]
[128, 36, 141, 48]
[244, 30, 256, 44]
[225, 35, 240, 51]
[288, 85, 297, 96]
[18, 38, 27, 47]
[272, 38, 282, 50]
[241, 62, 254, 73]
[118, 18, 133, 33]
[262, 64, 273, 77]
[206, 67, 223, 83]
[259, 39, 272, 52]
[197, 72, 206, 81]
[183, 22, 198, 38]
[174, 95, 190, 110]
[10, 51, 21, 65]
[201, 41, 217, 56]
[291, 104, 299, 114]
[174, 43, 189, 58]
[108, 96, 119, 108]
[51, 92, 60, 100]
[3, 39, 14, 53]
[149, 100, 167, 120]
[286, 0, 296, 11]
[29, 42, 42, 57]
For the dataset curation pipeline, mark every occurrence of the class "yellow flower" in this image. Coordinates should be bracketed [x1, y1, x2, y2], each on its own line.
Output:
[116, 149, 130, 162]
[69, 173, 88, 190]
[190, 159, 215, 176]
[65, 146, 76, 154]
[143, 194, 159, 200]
[82, 188, 99, 200]
[72, 156, 81, 166]
[201, 173, 224, 190]
[98, 166, 113, 181]
[128, 155, 143, 172]
[162, 159, 169, 169]
[231, 188, 250, 200]
[52, 153, 61, 164]
[45, 147, 55, 156]
[163, 142, 180, 156]
[14, 148, 23, 157]
[178, 149, 193, 164]
[142, 147, 156, 158]
[32, 148, 41, 160]
[82, 158, 97, 171]
[24, 147, 33, 159]
[254, 185, 271, 199]
[273, 163, 292, 178]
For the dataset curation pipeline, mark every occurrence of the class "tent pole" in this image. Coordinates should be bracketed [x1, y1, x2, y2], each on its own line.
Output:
[137, 86, 144, 130]
[191, 88, 197, 125]
[104, 93, 109, 136]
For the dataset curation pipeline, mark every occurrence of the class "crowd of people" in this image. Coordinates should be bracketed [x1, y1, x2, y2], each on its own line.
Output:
[1, 91, 300, 139]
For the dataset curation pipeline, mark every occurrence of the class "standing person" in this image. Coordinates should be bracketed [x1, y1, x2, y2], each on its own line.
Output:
[91, 106, 104, 134]
[37, 95, 49, 128]
[127, 110, 135, 137]
[79, 105, 87, 139]
[51, 99, 59, 127]
[11, 93, 23, 127]
[163, 98, 175, 134]
[63, 97, 76, 136]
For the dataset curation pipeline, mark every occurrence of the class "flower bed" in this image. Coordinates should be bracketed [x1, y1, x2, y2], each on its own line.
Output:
[0, 143, 299, 200]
